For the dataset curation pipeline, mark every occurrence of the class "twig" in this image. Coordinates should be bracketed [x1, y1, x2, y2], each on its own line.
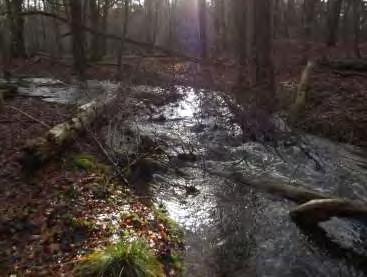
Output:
[7, 105, 51, 128]
[86, 127, 129, 186]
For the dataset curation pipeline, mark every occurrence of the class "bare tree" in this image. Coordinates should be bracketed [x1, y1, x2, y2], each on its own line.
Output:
[213, 0, 225, 55]
[116, 0, 130, 79]
[326, 0, 343, 46]
[5, 0, 25, 58]
[254, 0, 274, 93]
[302, 0, 318, 62]
[198, 0, 207, 58]
[69, 0, 86, 76]
[167, 0, 177, 50]
[352, 0, 362, 58]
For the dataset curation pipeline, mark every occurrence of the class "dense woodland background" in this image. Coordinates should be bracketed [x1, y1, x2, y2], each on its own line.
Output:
[0, 0, 366, 80]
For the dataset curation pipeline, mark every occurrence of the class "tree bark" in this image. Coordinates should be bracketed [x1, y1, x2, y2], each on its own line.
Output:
[21, 95, 116, 172]
[5, 0, 26, 58]
[254, 0, 274, 94]
[89, 0, 102, 61]
[144, 0, 157, 47]
[285, 0, 296, 38]
[69, 0, 86, 77]
[213, 0, 225, 55]
[116, 0, 130, 79]
[326, 0, 343, 47]
[353, 0, 362, 58]
[302, 0, 318, 63]
[198, 0, 207, 59]
[51, 0, 63, 58]
[167, 0, 177, 50]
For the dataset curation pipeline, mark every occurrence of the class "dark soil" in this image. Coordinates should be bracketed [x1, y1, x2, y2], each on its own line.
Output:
[294, 65, 367, 147]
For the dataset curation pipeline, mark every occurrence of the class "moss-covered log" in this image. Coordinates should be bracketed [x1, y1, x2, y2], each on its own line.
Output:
[21, 95, 116, 172]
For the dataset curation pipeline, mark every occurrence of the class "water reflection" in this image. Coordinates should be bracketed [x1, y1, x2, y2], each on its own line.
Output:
[135, 86, 367, 276]
[14, 79, 367, 276]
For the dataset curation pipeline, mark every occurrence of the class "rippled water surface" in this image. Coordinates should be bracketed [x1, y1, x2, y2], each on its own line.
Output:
[16, 78, 367, 276]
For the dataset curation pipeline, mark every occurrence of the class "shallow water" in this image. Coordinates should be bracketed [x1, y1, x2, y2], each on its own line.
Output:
[17, 78, 367, 276]
[4, 77, 119, 104]
[132, 86, 367, 277]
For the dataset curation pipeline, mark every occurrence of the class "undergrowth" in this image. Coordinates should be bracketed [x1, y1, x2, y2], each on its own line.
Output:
[74, 238, 164, 277]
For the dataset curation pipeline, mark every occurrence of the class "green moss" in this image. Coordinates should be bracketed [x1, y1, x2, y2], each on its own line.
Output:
[70, 154, 110, 174]
[74, 239, 165, 277]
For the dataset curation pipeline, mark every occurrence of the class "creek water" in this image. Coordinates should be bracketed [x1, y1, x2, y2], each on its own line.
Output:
[14, 78, 367, 276]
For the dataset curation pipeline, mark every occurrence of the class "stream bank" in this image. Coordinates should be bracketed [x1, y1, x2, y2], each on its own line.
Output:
[1, 77, 367, 276]
[0, 79, 184, 275]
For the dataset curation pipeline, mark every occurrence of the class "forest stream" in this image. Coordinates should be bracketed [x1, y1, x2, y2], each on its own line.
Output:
[13, 78, 367, 276]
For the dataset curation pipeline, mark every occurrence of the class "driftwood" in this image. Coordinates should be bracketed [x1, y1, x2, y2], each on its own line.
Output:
[21, 95, 116, 171]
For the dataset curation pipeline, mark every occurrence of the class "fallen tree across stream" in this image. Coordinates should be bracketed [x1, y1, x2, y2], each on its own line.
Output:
[21, 94, 116, 172]
[209, 169, 367, 225]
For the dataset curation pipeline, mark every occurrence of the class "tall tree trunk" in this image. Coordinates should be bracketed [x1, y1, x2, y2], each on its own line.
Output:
[326, 0, 343, 46]
[213, 0, 225, 55]
[342, 0, 351, 56]
[273, 0, 281, 39]
[6, 0, 25, 58]
[89, 0, 101, 61]
[70, 0, 86, 77]
[285, 0, 296, 38]
[302, 0, 318, 62]
[98, 0, 110, 58]
[116, 0, 130, 79]
[167, 0, 177, 50]
[254, 0, 274, 94]
[198, 0, 207, 59]
[51, 0, 63, 58]
[353, 0, 361, 58]
[145, 0, 156, 47]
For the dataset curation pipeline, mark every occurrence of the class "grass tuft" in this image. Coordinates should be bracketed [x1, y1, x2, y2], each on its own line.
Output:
[74, 239, 164, 277]
[154, 207, 184, 244]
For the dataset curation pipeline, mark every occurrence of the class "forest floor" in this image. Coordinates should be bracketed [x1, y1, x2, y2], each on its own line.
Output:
[0, 94, 184, 275]
[0, 40, 366, 274]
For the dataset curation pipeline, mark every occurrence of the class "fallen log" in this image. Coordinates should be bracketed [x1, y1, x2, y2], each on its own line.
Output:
[211, 170, 367, 224]
[231, 172, 329, 204]
[21, 95, 116, 172]
[234, 174, 367, 224]
[290, 198, 367, 224]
